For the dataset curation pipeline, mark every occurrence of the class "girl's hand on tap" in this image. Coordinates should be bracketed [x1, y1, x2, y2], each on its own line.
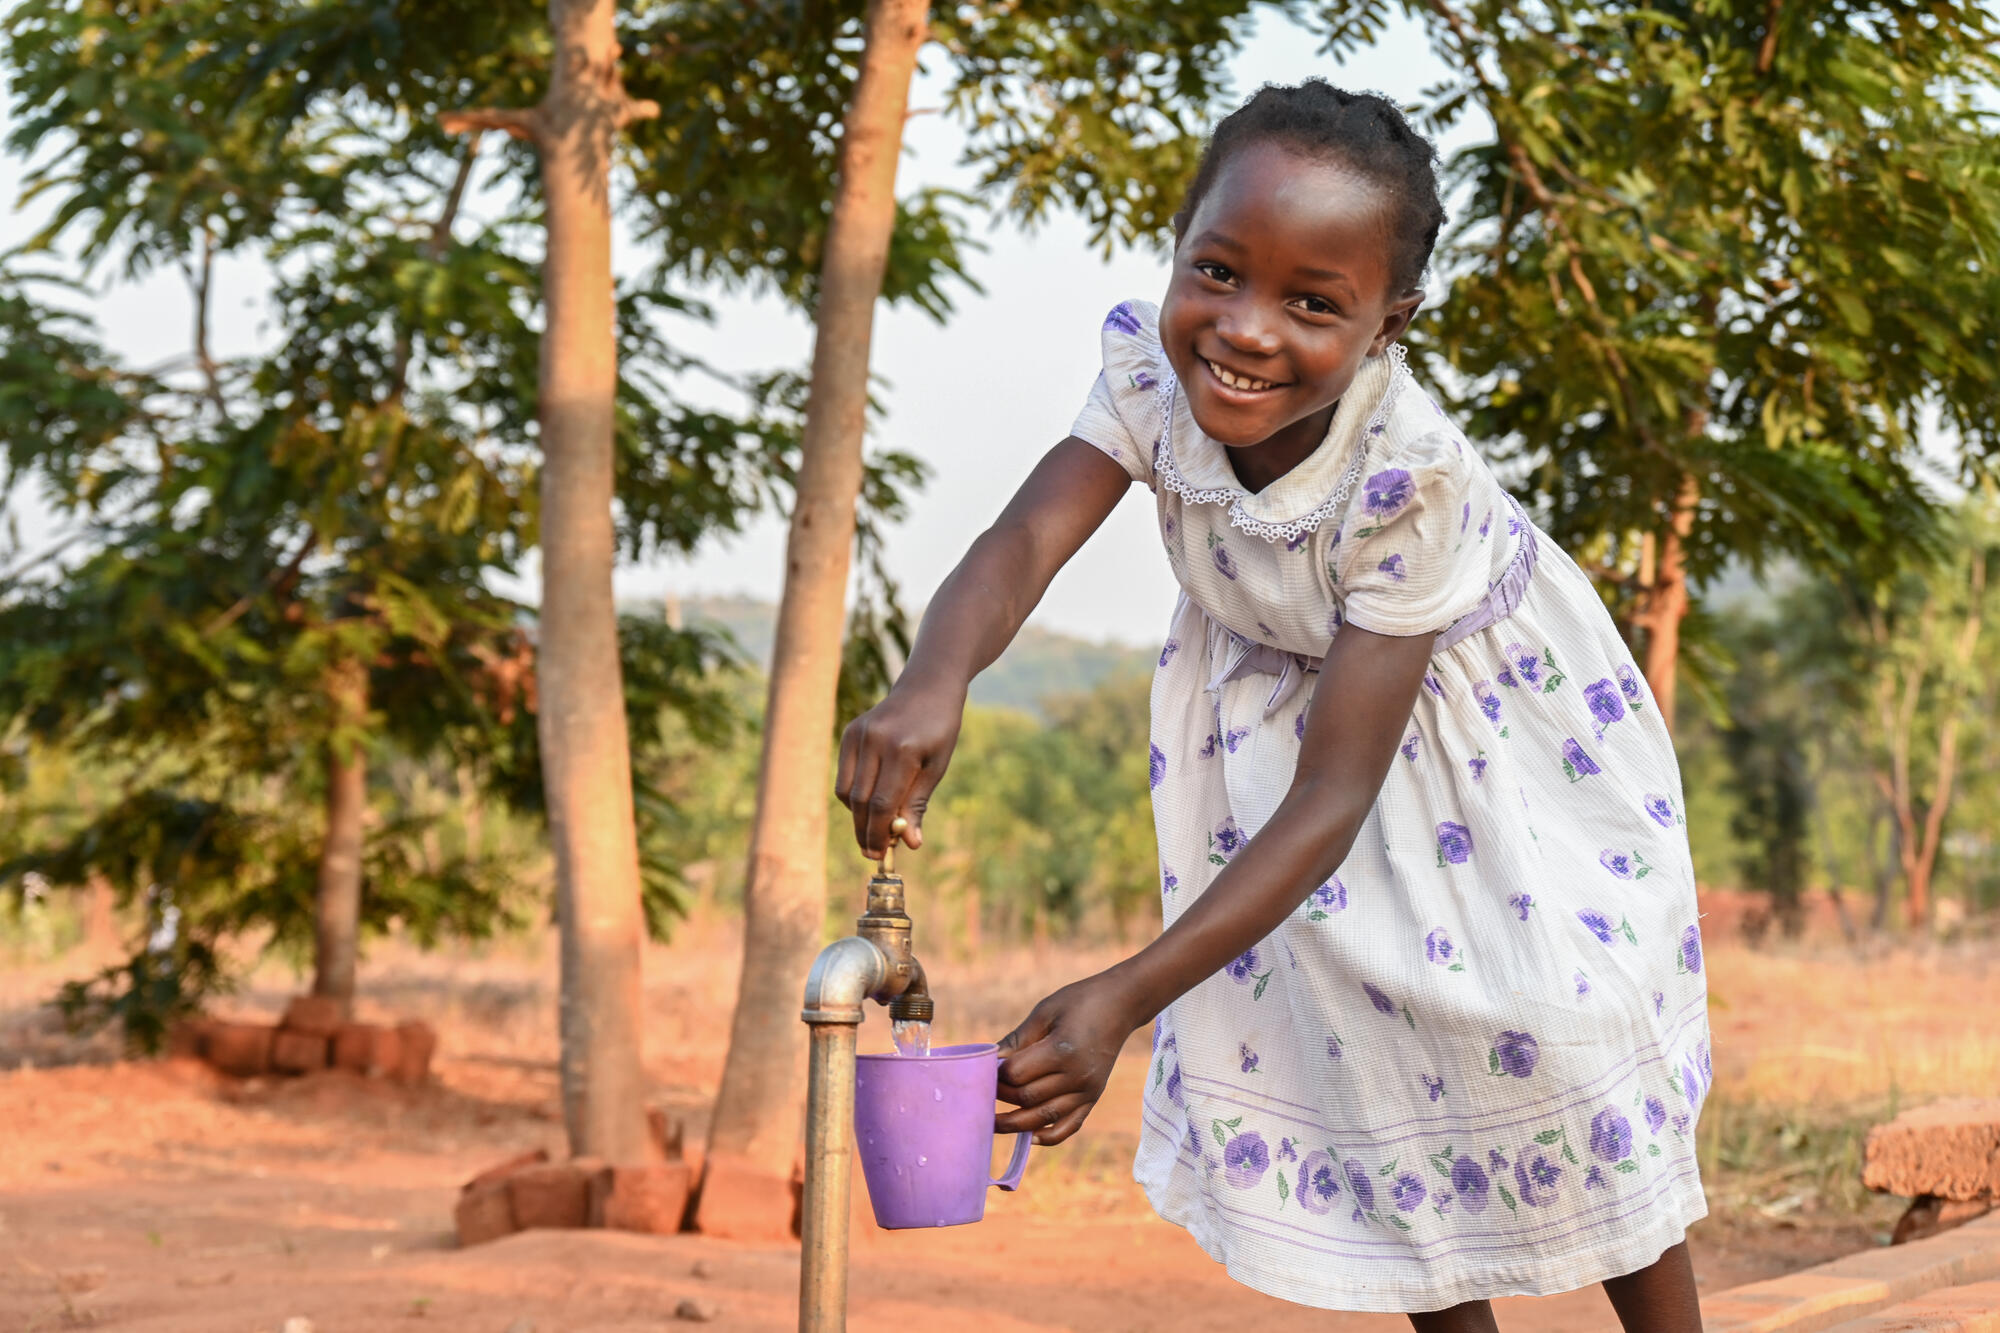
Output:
[836, 681, 967, 860]
[994, 971, 1146, 1146]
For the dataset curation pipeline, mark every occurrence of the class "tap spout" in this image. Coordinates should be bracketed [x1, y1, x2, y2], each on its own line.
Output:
[887, 954, 932, 1024]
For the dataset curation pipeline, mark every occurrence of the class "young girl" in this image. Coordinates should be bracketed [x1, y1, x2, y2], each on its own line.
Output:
[835, 80, 1710, 1332]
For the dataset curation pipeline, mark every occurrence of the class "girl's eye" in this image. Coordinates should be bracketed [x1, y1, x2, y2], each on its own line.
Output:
[1295, 295, 1340, 317]
[1194, 261, 1236, 284]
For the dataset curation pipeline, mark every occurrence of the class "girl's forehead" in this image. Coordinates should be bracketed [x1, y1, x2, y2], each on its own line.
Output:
[1187, 142, 1398, 290]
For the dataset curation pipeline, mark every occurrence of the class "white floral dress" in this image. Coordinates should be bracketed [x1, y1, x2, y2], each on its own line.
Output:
[1069, 301, 1711, 1313]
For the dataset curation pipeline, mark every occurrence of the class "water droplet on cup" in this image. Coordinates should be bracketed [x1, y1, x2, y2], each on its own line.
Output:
[918, 1155, 928, 1166]
[932, 1089, 943, 1102]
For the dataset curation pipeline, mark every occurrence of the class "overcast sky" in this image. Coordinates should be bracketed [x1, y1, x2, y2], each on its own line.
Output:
[0, 10, 1465, 648]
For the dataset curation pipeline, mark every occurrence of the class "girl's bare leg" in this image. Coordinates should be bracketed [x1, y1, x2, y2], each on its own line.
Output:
[1407, 1302, 1499, 1333]
[1603, 1241, 1704, 1333]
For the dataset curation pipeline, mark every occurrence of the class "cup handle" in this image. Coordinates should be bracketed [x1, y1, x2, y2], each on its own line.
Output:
[990, 1131, 1031, 1192]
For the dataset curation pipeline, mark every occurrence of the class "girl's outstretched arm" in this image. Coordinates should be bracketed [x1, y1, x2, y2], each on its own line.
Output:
[996, 623, 1436, 1145]
[836, 437, 1133, 859]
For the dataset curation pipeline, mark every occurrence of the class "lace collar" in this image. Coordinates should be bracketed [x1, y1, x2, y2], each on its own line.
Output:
[1152, 344, 1408, 544]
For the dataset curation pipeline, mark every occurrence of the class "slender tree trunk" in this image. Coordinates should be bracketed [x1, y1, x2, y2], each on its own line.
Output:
[529, 0, 654, 1165]
[1638, 473, 1699, 734]
[699, 0, 929, 1236]
[312, 658, 369, 1012]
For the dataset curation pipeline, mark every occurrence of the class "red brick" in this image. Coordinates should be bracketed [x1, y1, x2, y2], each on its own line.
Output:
[589, 1162, 692, 1235]
[694, 1154, 796, 1242]
[391, 1020, 436, 1085]
[1866, 1099, 2000, 1202]
[507, 1161, 594, 1230]
[462, 1148, 549, 1196]
[330, 1023, 401, 1078]
[202, 1022, 274, 1078]
[270, 1029, 330, 1075]
[280, 995, 346, 1037]
[454, 1180, 516, 1247]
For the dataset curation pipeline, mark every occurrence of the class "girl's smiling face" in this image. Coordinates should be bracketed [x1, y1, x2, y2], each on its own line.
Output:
[1159, 140, 1422, 469]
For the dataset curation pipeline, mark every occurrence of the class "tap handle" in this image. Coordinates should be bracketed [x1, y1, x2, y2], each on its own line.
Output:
[878, 816, 909, 878]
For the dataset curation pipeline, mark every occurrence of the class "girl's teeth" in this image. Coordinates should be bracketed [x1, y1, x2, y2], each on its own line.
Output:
[1207, 359, 1275, 392]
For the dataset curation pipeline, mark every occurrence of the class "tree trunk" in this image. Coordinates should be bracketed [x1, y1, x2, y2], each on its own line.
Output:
[1637, 474, 1699, 735]
[699, 0, 929, 1236]
[532, 0, 653, 1165]
[311, 657, 369, 1012]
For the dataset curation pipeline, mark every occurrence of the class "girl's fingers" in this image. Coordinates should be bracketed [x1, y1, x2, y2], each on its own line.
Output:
[995, 1090, 1087, 1138]
[997, 1028, 1064, 1088]
[845, 738, 885, 851]
[860, 751, 918, 859]
[1034, 1102, 1093, 1147]
[996, 1068, 1072, 1110]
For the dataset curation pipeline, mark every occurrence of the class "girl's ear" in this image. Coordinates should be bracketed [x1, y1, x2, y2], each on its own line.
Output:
[1368, 291, 1424, 358]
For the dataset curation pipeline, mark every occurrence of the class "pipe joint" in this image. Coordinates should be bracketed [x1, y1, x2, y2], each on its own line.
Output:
[801, 935, 891, 1026]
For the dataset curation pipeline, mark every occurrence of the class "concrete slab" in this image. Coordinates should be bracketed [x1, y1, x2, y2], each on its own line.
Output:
[1705, 1214, 2000, 1333]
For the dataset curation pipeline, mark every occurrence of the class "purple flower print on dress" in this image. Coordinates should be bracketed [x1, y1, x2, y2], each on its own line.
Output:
[1392, 1172, 1428, 1212]
[1575, 971, 1591, 999]
[1488, 1147, 1510, 1173]
[1326, 604, 1345, 636]
[1590, 1107, 1634, 1163]
[1678, 924, 1704, 975]
[1579, 908, 1615, 942]
[1401, 733, 1420, 762]
[1165, 1064, 1184, 1107]
[1425, 928, 1456, 965]
[1653, 990, 1665, 1016]
[1212, 542, 1239, 581]
[1474, 681, 1503, 726]
[1103, 302, 1142, 335]
[1149, 744, 1167, 790]
[1584, 678, 1626, 728]
[1425, 672, 1445, 699]
[1514, 1143, 1565, 1207]
[1278, 1137, 1298, 1163]
[1363, 468, 1415, 519]
[1452, 1156, 1491, 1214]
[1378, 553, 1408, 583]
[1479, 509, 1493, 538]
[1644, 1096, 1668, 1135]
[1163, 512, 1178, 542]
[1326, 1033, 1345, 1062]
[1364, 982, 1396, 1016]
[1645, 793, 1675, 827]
[1617, 663, 1645, 710]
[1298, 1151, 1340, 1214]
[1257, 621, 1277, 639]
[1673, 1111, 1692, 1135]
[1159, 639, 1180, 668]
[1225, 947, 1262, 984]
[1344, 1158, 1377, 1213]
[1679, 1060, 1701, 1111]
[1223, 1131, 1270, 1189]
[1423, 1074, 1446, 1102]
[1240, 1042, 1260, 1074]
[1294, 710, 1307, 741]
[1490, 1030, 1540, 1078]
[1161, 864, 1179, 894]
[1436, 821, 1474, 865]
[1461, 502, 1471, 534]
[1198, 731, 1220, 759]
[1133, 370, 1157, 391]
[1309, 876, 1348, 917]
[1209, 817, 1244, 865]
[1469, 755, 1489, 783]
[1224, 725, 1250, 754]
[1562, 737, 1602, 782]
[1599, 849, 1634, 879]
[1506, 642, 1544, 687]
[1506, 892, 1535, 922]
[1286, 529, 1311, 553]
[1497, 666, 1519, 689]
[1584, 1166, 1607, 1190]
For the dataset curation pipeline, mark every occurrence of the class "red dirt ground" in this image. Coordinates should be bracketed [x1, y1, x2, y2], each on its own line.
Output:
[1, 903, 1982, 1332]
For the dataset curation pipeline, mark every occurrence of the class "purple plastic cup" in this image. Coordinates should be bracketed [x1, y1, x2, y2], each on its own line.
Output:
[853, 1042, 1031, 1229]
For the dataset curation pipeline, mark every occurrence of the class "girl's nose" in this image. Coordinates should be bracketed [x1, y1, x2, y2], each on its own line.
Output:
[1215, 309, 1281, 358]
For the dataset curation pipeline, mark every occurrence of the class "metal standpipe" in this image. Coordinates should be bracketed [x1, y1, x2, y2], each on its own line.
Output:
[799, 820, 932, 1333]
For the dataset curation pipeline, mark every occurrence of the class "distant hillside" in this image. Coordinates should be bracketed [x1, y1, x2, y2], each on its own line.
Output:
[653, 594, 1153, 715]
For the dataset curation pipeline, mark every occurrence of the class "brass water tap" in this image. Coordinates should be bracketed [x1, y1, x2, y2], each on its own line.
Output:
[855, 817, 932, 1021]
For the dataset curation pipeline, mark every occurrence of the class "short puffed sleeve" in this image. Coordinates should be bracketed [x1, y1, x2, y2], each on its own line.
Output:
[1068, 299, 1168, 489]
[1333, 432, 1495, 638]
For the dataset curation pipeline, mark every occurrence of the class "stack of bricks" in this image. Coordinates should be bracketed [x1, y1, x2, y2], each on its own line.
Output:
[1863, 1098, 2000, 1244]
[454, 1111, 696, 1246]
[179, 996, 437, 1085]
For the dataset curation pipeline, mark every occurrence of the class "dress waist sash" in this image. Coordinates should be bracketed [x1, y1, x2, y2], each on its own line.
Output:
[1189, 499, 1541, 718]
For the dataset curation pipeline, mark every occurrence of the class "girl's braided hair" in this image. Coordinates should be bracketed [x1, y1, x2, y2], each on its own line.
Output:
[1172, 79, 1446, 297]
